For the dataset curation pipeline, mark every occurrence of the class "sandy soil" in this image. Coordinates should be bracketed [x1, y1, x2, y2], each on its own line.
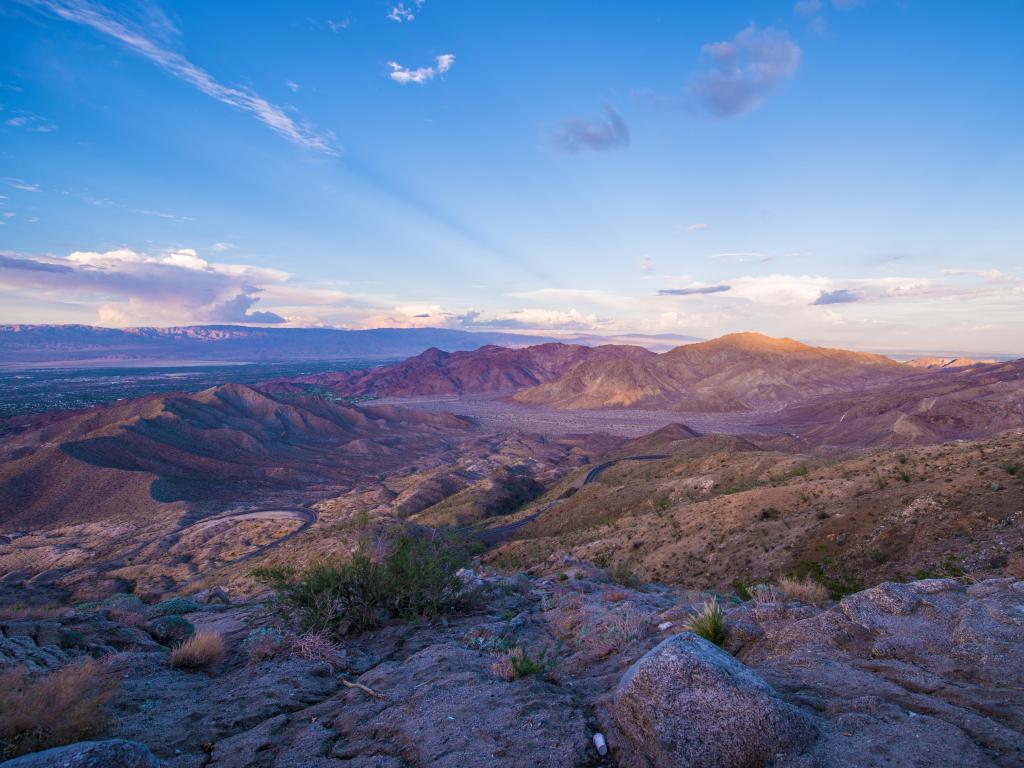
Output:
[371, 393, 784, 437]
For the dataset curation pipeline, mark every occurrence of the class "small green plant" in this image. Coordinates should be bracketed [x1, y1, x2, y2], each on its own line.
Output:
[1002, 462, 1022, 476]
[760, 507, 782, 521]
[683, 598, 726, 647]
[897, 453, 909, 465]
[875, 473, 888, 490]
[731, 579, 752, 601]
[491, 645, 548, 680]
[607, 563, 640, 588]
[897, 468, 912, 483]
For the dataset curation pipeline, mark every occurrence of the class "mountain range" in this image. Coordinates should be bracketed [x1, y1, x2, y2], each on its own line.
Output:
[0, 324, 558, 366]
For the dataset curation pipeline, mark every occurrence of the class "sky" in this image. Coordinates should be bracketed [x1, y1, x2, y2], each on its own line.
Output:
[1, 0, 1022, 355]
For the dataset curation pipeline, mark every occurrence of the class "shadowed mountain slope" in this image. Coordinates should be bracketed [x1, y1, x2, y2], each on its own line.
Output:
[0, 384, 472, 527]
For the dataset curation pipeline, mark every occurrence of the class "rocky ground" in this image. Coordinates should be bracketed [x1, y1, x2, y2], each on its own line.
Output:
[2, 563, 1023, 767]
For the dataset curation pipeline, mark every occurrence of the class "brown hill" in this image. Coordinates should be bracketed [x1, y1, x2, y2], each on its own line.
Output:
[0, 383, 472, 528]
[764, 358, 1024, 447]
[259, 343, 651, 399]
[904, 356, 996, 369]
[514, 332, 913, 411]
[484, 430, 1024, 591]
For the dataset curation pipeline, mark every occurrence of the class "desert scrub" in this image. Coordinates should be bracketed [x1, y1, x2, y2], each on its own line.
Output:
[242, 627, 287, 663]
[491, 645, 548, 681]
[777, 575, 829, 606]
[0, 658, 118, 759]
[256, 534, 475, 636]
[170, 630, 225, 671]
[683, 598, 726, 647]
[153, 597, 201, 616]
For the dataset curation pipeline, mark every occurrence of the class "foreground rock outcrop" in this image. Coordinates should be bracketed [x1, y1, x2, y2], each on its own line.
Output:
[2, 573, 1023, 767]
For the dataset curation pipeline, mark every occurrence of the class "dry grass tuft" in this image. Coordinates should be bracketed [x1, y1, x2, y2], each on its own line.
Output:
[290, 631, 346, 670]
[169, 630, 225, 671]
[602, 588, 629, 603]
[748, 583, 782, 604]
[0, 658, 118, 759]
[777, 576, 829, 606]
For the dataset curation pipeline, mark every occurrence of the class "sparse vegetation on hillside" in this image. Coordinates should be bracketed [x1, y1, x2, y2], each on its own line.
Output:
[255, 534, 476, 636]
[0, 658, 118, 759]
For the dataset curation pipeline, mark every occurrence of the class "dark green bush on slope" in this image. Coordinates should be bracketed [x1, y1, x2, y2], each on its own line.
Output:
[254, 535, 475, 636]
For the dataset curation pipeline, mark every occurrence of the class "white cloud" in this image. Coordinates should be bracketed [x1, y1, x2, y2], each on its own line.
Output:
[327, 18, 350, 32]
[25, 0, 335, 153]
[286, 80, 300, 93]
[388, 54, 455, 85]
[386, 1, 424, 23]
[687, 223, 708, 231]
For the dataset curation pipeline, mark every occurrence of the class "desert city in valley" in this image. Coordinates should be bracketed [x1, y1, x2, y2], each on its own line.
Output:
[1, 2, 1022, 767]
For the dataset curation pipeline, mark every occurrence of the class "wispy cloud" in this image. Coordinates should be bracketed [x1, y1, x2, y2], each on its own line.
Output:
[4, 177, 40, 192]
[21, 0, 336, 153]
[3, 110, 57, 132]
[659, 285, 731, 296]
[551, 106, 630, 153]
[387, 54, 455, 85]
[327, 18, 350, 32]
[687, 223, 708, 232]
[387, 1, 424, 23]
[710, 251, 773, 263]
[688, 25, 801, 118]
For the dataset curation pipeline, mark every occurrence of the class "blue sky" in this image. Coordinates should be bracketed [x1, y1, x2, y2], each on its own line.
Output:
[1, 0, 1022, 354]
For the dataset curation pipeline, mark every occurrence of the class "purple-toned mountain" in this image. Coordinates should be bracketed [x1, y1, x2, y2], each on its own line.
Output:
[259, 343, 653, 398]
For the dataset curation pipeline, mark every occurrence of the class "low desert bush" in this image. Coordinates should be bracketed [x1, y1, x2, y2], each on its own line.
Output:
[0, 658, 118, 759]
[683, 598, 726, 647]
[777, 575, 829, 606]
[153, 597, 201, 616]
[242, 627, 287, 663]
[491, 646, 547, 681]
[748, 583, 781, 604]
[256, 534, 474, 636]
[169, 630, 225, 671]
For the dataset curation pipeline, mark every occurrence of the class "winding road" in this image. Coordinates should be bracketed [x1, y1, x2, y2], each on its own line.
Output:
[476, 453, 672, 543]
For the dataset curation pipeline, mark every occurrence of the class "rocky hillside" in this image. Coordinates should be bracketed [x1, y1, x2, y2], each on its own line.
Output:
[514, 332, 917, 411]
[259, 343, 652, 398]
[764, 358, 1024, 447]
[2, 568, 1022, 767]
[482, 430, 1024, 591]
[0, 383, 473, 528]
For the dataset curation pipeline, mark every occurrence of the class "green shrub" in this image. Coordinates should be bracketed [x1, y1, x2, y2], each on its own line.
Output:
[256, 535, 474, 636]
[684, 598, 726, 646]
[731, 579, 752, 601]
[148, 615, 195, 646]
[153, 597, 200, 616]
[1002, 462, 1022, 476]
[760, 507, 782, 521]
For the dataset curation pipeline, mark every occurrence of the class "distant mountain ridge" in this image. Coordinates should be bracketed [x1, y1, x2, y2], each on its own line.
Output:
[259, 342, 652, 398]
[263, 332, 946, 415]
[513, 332, 917, 411]
[0, 324, 559, 366]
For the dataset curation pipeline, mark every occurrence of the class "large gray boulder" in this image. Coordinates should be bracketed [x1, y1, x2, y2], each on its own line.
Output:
[0, 739, 160, 767]
[612, 632, 810, 768]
